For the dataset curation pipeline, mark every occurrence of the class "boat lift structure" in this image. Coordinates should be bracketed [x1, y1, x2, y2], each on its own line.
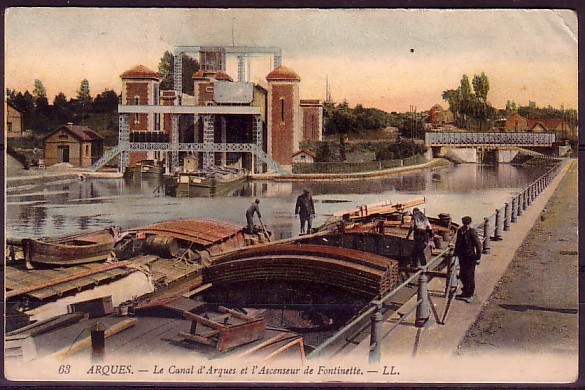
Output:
[91, 45, 288, 174]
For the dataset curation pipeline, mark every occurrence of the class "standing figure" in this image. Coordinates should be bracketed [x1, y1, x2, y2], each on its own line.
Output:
[245, 199, 261, 234]
[406, 207, 433, 268]
[454, 216, 482, 303]
[295, 188, 316, 234]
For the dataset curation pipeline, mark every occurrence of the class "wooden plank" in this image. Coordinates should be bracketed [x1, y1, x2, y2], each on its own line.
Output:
[238, 333, 287, 358]
[218, 306, 255, 321]
[51, 318, 137, 360]
[182, 311, 226, 330]
[6, 313, 86, 337]
[182, 282, 212, 298]
[263, 338, 304, 362]
[6, 261, 131, 299]
[178, 331, 215, 346]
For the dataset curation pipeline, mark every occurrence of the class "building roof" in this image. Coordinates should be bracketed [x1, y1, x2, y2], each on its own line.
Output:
[292, 149, 317, 158]
[192, 70, 233, 82]
[45, 125, 104, 142]
[6, 100, 23, 113]
[266, 66, 301, 82]
[527, 118, 566, 130]
[120, 65, 160, 80]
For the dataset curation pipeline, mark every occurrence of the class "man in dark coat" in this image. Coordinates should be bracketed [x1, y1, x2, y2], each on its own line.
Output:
[246, 199, 261, 234]
[454, 216, 483, 303]
[295, 188, 315, 234]
[406, 207, 434, 268]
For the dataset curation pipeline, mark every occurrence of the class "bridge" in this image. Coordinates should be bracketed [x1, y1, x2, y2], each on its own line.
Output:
[425, 131, 556, 163]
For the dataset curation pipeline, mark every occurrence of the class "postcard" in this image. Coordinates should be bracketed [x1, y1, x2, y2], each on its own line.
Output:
[4, 7, 579, 385]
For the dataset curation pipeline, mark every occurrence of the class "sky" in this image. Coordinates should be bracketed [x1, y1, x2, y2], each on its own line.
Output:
[4, 8, 578, 113]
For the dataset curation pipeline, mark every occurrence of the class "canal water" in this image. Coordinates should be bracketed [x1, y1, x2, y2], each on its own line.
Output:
[6, 163, 553, 240]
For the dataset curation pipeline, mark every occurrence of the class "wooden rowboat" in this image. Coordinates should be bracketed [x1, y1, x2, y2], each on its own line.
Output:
[22, 228, 120, 266]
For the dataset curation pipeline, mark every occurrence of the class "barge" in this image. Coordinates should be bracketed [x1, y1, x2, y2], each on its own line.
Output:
[164, 167, 247, 197]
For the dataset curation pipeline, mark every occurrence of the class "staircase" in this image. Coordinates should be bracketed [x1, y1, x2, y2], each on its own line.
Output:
[249, 144, 289, 174]
[90, 145, 122, 171]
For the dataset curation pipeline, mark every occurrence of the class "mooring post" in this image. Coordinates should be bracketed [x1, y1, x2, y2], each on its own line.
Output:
[415, 271, 430, 328]
[493, 208, 502, 240]
[90, 321, 106, 363]
[517, 194, 523, 216]
[482, 218, 491, 254]
[369, 300, 383, 364]
[503, 202, 510, 231]
[510, 198, 517, 223]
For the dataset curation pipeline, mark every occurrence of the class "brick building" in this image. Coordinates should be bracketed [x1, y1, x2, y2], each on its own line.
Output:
[118, 54, 323, 174]
[43, 125, 104, 168]
[5, 101, 23, 138]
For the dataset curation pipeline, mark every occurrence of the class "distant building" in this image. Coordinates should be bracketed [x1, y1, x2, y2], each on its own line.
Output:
[495, 114, 571, 136]
[292, 149, 317, 164]
[43, 124, 104, 168]
[427, 104, 454, 128]
[117, 48, 324, 174]
[5, 101, 23, 138]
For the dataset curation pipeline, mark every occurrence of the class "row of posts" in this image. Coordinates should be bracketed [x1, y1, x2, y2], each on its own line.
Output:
[368, 162, 561, 363]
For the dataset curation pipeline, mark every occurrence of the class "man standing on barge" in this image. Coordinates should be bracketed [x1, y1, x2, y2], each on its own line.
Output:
[406, 208, 433, 268]
[246, 199, 262, 234]
[454, 216, 482, 303]
[295, 188, 315, 234]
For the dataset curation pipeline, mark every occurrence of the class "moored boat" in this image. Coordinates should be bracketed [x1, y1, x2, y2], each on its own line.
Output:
[164, 166, 247, 197]
[21, 227, 121, 266]
[114, 219, 272, 265]
[123, 159, 165, 179]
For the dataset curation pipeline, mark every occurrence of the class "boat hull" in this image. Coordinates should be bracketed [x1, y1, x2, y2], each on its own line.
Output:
[23, 229, 116, 266]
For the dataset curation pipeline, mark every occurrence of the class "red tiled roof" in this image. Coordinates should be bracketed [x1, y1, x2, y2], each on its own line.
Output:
[192, 70, 233, 82]
[120, 65, 159, 80]
[57, 125, 103, 141]
[266, 66, 301, 81]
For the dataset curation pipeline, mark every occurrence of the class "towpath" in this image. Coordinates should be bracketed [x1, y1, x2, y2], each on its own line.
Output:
[332, 158, 577, 384]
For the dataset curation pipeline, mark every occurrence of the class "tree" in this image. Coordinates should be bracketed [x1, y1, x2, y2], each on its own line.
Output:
[158, 51, 200, 94]
[158, 50, 174, 90]
[33, 79, 46, 100]
[77, 79, 92, 103]
[93, 89, 119, 113]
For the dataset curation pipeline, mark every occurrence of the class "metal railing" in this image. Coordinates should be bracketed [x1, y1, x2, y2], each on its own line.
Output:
[307, 156, 569, 361]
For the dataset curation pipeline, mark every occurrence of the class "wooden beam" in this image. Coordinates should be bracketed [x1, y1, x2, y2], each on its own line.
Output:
[182, 311, 225, 330]
[238, 333, 287, 358]
[6, 313, 86, 337]
[51, 318, 137, 360]
[217, 306, 255, 321]
[6, 261, 131, 299]
[178, 331, 215, 346]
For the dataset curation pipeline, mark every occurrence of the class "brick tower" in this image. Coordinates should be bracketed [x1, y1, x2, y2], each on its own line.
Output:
[266, 66, 301, 167]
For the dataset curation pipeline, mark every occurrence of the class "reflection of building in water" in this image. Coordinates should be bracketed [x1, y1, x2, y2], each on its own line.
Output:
[111, 45, 323, 175]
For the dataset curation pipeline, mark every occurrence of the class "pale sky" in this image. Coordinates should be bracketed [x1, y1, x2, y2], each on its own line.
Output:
[5, 8, 578, 112]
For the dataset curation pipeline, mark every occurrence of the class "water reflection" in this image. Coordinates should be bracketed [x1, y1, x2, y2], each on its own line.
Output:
[6, 163, 554, 240]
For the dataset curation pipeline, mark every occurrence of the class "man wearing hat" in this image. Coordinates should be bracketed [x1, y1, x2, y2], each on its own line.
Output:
[454, 216, 482, 303]
[295, 188, 315, 234]
[406, 207, 434, 268]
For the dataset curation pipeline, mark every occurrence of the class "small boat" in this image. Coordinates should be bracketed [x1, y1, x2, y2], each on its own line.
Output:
[114, 219, 272, 265]
[21, 227, 121, 266]
[124, 159, 165, 179]
[164, 167, 247, 197]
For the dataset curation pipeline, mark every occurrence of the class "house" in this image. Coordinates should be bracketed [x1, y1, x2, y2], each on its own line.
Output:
[43, 124, 104, 168]
[291, 149, 317, 164]
[428, 104, 455, 127]
[5, 101, 24, 138]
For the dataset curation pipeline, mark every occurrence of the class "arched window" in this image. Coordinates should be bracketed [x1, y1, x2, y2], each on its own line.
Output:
[134, 96, 140, 105]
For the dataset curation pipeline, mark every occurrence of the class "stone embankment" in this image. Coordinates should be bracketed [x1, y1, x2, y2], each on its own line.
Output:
[254, 158, 453, 182]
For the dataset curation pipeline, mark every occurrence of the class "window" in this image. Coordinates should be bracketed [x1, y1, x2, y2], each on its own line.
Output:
[134, 113, 139, 124]
[153, 84, 159, 105]
[281, 98, 285, 123]
[205, 86, 214, 93]
[58, 134, 68, 140]
[7, 122, 12, 133]
[85, 145, 90, 155]
[154, 113, 161, 131]
[134, 96, 140, 105]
